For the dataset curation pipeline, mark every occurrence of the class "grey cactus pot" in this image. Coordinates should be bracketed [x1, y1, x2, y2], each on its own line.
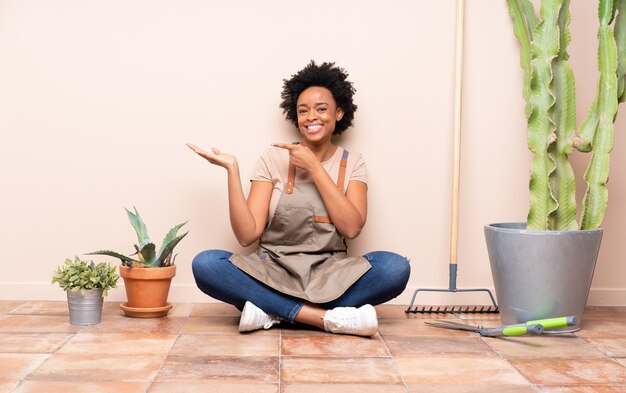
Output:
[66, 288, 104, 326]
[484, 223, 602, 332]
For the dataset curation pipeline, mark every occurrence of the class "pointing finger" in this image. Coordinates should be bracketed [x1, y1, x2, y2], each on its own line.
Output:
[272, 143, 296, 150]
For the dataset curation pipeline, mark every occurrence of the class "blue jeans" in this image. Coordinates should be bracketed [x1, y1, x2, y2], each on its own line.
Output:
[192, 250, 410, 322]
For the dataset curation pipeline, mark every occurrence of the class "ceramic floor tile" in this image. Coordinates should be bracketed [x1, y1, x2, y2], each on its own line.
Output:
[162, 303, 195, 318]
[190, 303, 241, 317]
[181, 316, 239, 335]
[170, 334, 278, 357]
[0, 315, 80, 333]
[9, 301, 69, 316]
[58, 333, 177, 354]
[148, 381, 278, 393]
[0, 333, 71, 353]
[407, 384, 535, 393]
[384, 335, 498, 357]
[484, 335, 606, 359]
[509, 358, 626, 385]
[582, 312, 626, 322]
[583, 307, 626, 319]
[0, 301, 25, 314]
[281, 357, 403, 384]
[576, 319, 626, 338]
[182, 316, 277, 335]
[375, 304, 411, 319]
[0, 354, 49, 380]
[10, 301, 121, 317]
[281, 334, 389, 357]
[279, 325, 332, 336]
[155, 355, 278, 383]
[456, 313, 503, 321]
[535, 386, 626, 393]
[14, 381, 150, 393]
[81, 315, 185, 334]
[4, 301, 624, 390]
[394, 355, 528, 385]
[586, 338, 626, 357]
[281, 383, 408, 393]
[451, 317, 504, 327]
[0, 381, 19, 393]
[101, 302, 126, 316]
[27, 353, 166, 382]
[378, 319, 475, 337]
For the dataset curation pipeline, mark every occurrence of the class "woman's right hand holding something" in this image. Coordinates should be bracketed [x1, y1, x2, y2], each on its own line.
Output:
[187, 143, 237, 171]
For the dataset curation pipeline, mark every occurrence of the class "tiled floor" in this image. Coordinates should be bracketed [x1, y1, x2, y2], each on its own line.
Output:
[0, 301, 625, 392]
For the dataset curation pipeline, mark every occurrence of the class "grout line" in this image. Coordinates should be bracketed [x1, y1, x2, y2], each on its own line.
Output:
[378, 332, 412, 392]
[479, 335, 534, 386]
[143, 303, 193, 391]
[278, 328, 282, 392]
[579, 334, 621, 360]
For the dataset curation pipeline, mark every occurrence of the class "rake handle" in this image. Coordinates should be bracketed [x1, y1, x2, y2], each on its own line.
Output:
[450, 0, 465, 267]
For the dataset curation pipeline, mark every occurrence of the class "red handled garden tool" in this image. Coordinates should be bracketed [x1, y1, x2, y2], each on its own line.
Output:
[424, 316, 577, 337]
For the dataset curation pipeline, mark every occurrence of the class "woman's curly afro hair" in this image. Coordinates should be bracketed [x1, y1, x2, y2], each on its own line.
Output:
[280, 60, 357, 135]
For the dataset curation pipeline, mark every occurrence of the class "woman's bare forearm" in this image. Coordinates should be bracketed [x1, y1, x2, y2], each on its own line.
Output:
[187, 144, 264, 247]
[309, 165, 366, 239]
[225, 164, 261, 246]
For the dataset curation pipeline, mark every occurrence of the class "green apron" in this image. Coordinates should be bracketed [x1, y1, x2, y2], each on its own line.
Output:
[229, 149, 371, 303]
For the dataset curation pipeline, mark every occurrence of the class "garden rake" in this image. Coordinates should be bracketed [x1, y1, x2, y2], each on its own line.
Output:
[406, 0, 498, 314]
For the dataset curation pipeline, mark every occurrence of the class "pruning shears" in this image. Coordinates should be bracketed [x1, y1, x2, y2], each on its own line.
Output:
[424, 316, 577, 337]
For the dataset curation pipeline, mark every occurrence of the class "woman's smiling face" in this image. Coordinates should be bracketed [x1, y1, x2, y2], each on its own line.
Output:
[296, 86, 344, 144]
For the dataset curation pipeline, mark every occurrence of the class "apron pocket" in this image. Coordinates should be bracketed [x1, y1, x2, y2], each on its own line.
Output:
[273, 203, 315, 245]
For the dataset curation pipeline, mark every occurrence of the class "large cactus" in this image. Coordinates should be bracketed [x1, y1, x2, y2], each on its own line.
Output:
[507, 0, 626, 230]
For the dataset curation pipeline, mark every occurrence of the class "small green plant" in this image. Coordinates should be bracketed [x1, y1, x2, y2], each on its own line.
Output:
[52, 256, 119, 295]
[87, 207, 188, 268]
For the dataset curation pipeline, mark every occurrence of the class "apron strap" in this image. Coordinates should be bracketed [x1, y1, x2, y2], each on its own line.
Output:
[286, 162, 296, 194]
[336, 150, 349, 192]
[286, 149, 349, 195]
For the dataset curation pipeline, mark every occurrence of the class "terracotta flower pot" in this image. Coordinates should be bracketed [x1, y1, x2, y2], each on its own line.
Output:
[119, 265, 176, 318]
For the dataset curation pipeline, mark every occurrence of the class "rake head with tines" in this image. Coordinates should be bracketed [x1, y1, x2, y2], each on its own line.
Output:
[407, 304, 499, 314]
[405, 267, 499, 314]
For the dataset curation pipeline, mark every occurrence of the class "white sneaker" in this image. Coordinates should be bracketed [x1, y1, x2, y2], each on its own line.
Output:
[239, 301, 281, 333]
[323, 304, 378, 337]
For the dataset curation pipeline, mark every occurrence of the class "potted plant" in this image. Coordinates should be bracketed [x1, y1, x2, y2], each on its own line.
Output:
[88, 207, 188, 318]
[485, 0, 626, 331]
[52, 256, 119, 325]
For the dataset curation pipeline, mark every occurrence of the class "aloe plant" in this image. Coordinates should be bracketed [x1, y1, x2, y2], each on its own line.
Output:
[508, 0, 626, 230]
[88, 208, 188, 268]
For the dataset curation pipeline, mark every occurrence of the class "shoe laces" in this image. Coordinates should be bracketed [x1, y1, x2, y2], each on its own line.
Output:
[263, 316, 281, 329]
[325, 307, 359, 331]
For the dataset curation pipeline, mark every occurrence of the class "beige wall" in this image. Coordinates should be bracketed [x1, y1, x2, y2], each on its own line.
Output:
[1, 1, 624, 305]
